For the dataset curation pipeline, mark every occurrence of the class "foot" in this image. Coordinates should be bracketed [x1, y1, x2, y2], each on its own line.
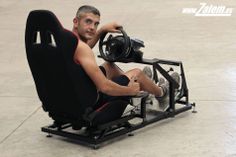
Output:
[157, 72, 181, 111]
[142, 66, 153, 79]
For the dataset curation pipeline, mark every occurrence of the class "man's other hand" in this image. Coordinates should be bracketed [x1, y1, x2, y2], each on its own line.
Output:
[128, 76, 140, 95]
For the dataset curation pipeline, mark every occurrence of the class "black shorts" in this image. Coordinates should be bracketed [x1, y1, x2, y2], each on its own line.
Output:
[94, 66, 131, 109]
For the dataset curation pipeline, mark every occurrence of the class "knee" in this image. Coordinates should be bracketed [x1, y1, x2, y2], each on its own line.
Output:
[132, 68, 143, 77]
[125, 68, 144, 80]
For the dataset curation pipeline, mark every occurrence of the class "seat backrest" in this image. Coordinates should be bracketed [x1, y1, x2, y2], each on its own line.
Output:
[25, 10, 98, 123]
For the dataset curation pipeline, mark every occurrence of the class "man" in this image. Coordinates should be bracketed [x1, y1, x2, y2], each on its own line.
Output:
[72, 5, 179, 110]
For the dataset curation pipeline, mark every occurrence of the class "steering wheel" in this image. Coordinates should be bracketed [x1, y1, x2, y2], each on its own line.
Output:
[99, 27, 131, 62]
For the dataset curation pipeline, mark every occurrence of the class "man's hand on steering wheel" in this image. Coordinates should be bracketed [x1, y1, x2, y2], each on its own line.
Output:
[100, 22, 122, 34]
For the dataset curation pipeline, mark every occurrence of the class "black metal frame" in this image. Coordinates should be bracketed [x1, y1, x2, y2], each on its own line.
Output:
[41, 57, 196, 149]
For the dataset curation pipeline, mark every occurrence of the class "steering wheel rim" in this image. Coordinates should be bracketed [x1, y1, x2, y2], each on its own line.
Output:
[99, 27, 130, 62]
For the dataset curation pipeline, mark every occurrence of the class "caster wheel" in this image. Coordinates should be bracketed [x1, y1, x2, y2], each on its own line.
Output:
[93, 145, 100, 149]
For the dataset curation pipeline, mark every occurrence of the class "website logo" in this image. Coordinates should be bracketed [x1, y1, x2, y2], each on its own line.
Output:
[182, 3, 233, 16]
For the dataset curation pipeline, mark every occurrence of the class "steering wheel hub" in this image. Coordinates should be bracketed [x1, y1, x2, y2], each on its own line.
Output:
[99, 28, 131, 62]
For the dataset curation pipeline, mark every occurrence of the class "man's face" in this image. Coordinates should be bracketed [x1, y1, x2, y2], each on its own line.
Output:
[75, 13, 100, 41]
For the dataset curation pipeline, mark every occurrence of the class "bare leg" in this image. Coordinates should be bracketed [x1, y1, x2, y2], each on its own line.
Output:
[124, 68, 163, 97]
[101, 63, 163, 97]
[101, 62, 124, 79]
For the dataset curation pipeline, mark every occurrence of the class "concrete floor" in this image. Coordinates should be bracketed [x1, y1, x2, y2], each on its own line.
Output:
[0, 0, 236, 156]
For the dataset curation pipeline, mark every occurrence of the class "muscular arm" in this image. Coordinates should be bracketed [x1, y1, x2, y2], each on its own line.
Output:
[74, 41, 139, 96]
